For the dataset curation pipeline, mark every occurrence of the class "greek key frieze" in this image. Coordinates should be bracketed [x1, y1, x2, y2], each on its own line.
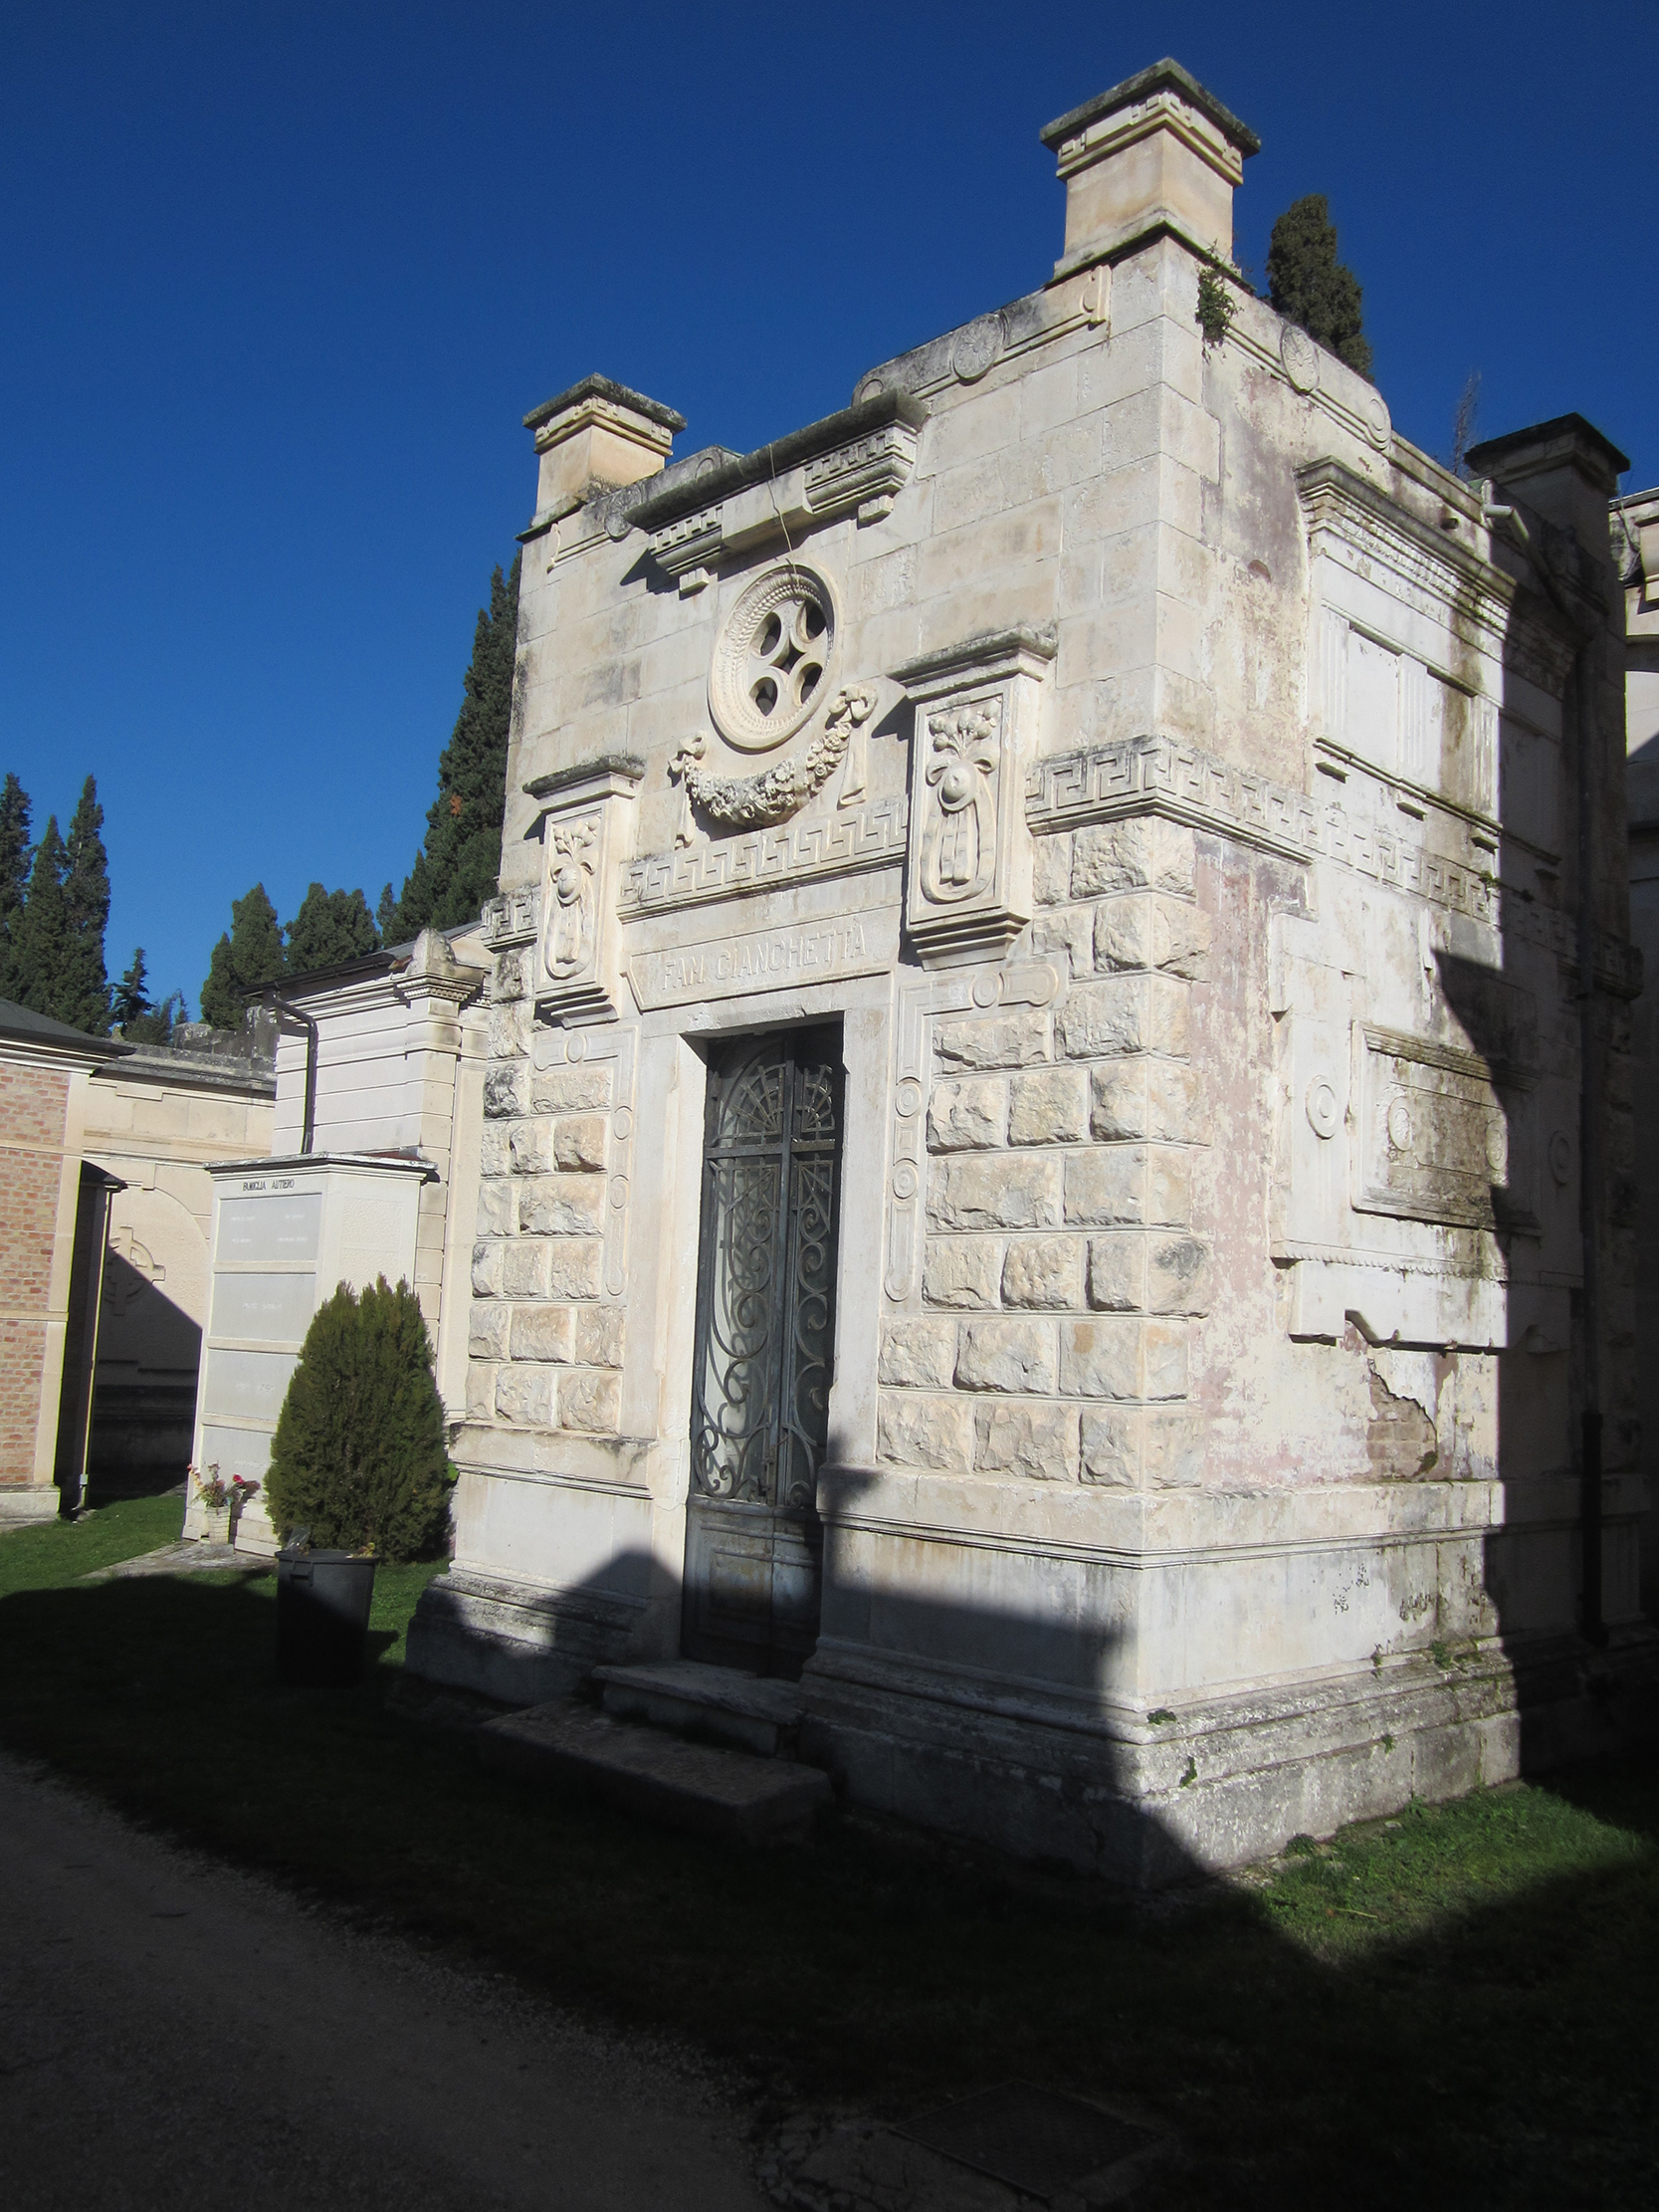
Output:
[1027, 733, 1641, 995]
[618, 794, 908, 917]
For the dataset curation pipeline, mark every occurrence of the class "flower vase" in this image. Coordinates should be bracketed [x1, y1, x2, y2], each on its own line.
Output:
[203, 1503, 232, 1545]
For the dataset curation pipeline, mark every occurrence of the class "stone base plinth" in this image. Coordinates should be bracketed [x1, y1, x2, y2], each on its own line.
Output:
[406, 1567, 646, 1707]
[0, 1485, 62, 1526]
[799, 1626, 1659, 1882]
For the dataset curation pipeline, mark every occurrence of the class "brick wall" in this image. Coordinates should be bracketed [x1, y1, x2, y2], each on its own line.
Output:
[0, 1060, 72, 1483]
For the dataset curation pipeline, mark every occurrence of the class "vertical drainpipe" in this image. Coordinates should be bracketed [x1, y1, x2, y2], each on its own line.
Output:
[1482, 492, 1608, 1646]
[262, 993, 319, 1156]
[1572, 637, 1608, 1646]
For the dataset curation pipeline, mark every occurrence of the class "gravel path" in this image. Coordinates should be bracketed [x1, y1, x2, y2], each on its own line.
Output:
[0, 1751, 768, 2210]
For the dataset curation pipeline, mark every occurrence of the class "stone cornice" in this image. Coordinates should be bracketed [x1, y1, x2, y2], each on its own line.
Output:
[625, 389, 928, 536]
[1026, 731, 1642, 996]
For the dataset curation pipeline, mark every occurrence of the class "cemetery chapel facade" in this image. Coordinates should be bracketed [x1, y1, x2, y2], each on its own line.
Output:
[405, 60, 1653, 1879]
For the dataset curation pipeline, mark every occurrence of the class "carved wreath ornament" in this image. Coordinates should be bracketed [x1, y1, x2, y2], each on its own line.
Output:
[920, 700, 1000, 904]
[671, 689, 875, 840]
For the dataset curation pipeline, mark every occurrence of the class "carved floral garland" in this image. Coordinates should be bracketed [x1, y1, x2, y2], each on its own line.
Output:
[671, 688, 874, 841]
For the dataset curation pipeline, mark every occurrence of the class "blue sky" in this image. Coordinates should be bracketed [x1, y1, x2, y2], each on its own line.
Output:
[2, 1, 1653, 1012]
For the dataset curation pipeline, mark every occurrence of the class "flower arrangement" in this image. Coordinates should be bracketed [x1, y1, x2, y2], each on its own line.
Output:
[190, 1462, 259, 1514]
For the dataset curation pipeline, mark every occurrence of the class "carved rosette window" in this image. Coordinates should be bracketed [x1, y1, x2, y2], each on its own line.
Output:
[896, 626, 1056, 967]
[523, 756, 644, 1024]
[709, 564, 839, 753]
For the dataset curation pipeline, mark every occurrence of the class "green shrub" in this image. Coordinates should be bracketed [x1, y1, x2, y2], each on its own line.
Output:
[267, 1276, 451, 1561]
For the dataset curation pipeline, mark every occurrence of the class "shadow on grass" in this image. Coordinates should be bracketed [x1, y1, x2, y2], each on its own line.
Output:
[1, 1570, 1654, 2210]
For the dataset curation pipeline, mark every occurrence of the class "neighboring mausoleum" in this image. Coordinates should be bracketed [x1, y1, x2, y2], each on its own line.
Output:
[386, 59, 1649, 1879]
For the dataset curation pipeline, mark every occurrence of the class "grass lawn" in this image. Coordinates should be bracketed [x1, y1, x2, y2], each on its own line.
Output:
[1, 1510, 1654, 2208]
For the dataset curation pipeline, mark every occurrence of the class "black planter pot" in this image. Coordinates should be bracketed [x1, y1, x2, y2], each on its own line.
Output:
[276, 1547, 378, 1686]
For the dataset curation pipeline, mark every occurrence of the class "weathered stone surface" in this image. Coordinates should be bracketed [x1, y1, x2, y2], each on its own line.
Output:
[1070, 818, 1195, 898]
[1064, 1148, 1147, 1224]
[553, 1114, 608, 1172]
[495, 1364, 555, 1427]
[1031, 828, 1072, 905]
[547, 1240, 605, 1300]
[927, 1078, 1007, 1152]
[1059, 1317, 1141, 1398]
[1080, 1408, 1141, 1486]
[1090, 1063, 1150, 1140]
[488, 1001, 530, 1059]
[574, 1304, 625, 1368]
[512, 1305, 575, 1364]
[1146, 1148, 1191, 1226]
[1093, 894, 1211, 978]
[560, 1370, 621, 1432]
[1142, 1319, 1189, 1399]
[520, 1175, 607, 1236]
[502, 1238, 551, 1299]
[1007, 1067, 1089, 1146]
[471, 1240, 503, 1297]
[933, 1012, 1048, 1071]
[877, 1391, 974, 1473]
[1146, 1234, 1211, 1313]
[1000, 1235, 1083, 1308]
[955, 1317, 1057, 1394]
[973, 1401, 1081, 1481]
[1143, 1408, 1205, 1487]
[465, 1359, 497, 1420]
[1056, 976, 1188, 1059]
[879, 1318, 956, 1388]
[483, 1063, 528, 1119]
[923, 1237, 1001, 1308]
[479, 1124, 511, 1178]
[1147, 1059, 1210, 1142]
[1030, 907, 1094, 977]
[930, 1153, 1062, 1230]
[1087, 1232, 1145, 1311]
[476, 1180, 515, 1236]
[529, 1064, 613, 1114]
[469, 1303, 510, 1359]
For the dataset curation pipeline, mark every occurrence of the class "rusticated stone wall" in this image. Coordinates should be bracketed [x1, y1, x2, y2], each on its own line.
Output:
[468, 1041, 626, 1437]
[876, 817, 1210, 1488]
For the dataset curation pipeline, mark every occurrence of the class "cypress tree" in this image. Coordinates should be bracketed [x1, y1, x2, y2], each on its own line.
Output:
[200, 881, 287, 1029]
[284, 883, 379, 977]
[1266, 194, 1373, 377]
[111, 949, 184, 1045]
[10, 817, 70, 1016]
[0, 774, 31, 1001]
[266, 1275, 451, 1560]
[112, 947, 152, 1028]
[58, 775, 112, 1035]
[383, 553, 520, 941]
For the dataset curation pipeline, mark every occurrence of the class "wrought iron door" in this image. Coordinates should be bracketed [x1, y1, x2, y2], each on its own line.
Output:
[682, 1025, 843, 1676]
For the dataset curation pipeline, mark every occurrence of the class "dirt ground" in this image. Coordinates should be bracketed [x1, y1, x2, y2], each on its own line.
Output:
[0, 1751, 767, 2210]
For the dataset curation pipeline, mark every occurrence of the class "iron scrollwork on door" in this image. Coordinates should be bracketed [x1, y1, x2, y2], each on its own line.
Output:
[690, 1029, 843, 1516]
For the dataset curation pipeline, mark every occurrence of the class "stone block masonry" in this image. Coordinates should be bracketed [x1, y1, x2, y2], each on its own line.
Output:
[879, 820, 1209, 1488]
[467, 1041, 624, 1437]
[0, 1061, 74, 1488]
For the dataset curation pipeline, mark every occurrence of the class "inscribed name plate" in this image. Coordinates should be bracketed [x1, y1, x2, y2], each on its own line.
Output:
[629, 910, 898, 1009]
[1353, 1025, 1511, 1228]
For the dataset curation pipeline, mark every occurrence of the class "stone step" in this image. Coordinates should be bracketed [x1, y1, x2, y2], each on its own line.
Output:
[592, 1659, 803, 1756]
[478, 1699, 832, 1844]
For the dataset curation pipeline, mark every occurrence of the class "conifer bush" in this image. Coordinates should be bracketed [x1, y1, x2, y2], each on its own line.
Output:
[267, 1277, 451, 1561]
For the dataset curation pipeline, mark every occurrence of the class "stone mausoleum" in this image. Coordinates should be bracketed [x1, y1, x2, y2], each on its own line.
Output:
[391, 59, 1653, 1879]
